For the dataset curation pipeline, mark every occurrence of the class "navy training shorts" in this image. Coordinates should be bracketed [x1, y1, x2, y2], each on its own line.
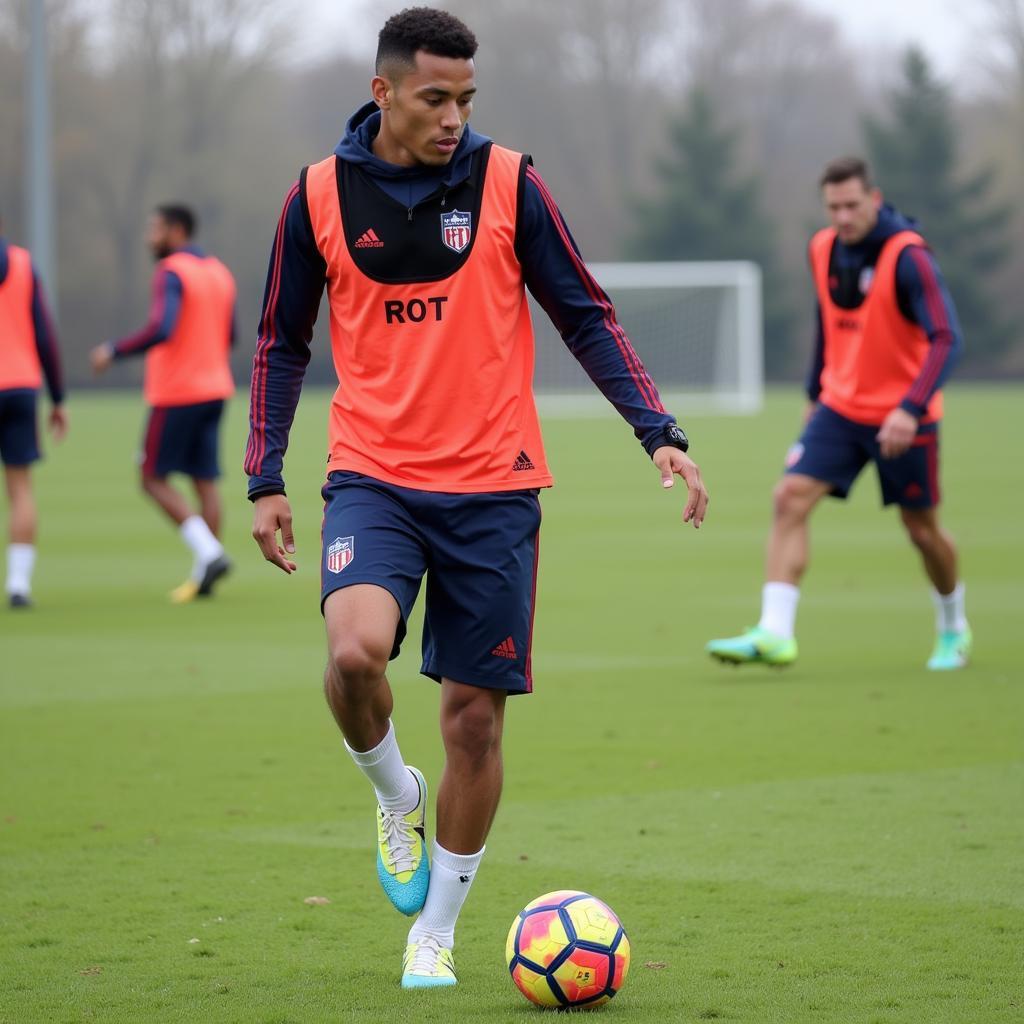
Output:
[140, 399, 225, 479]
[0, 388, 40, 467]
[320, 471, 543, 694]
[785, 403, 940, 508]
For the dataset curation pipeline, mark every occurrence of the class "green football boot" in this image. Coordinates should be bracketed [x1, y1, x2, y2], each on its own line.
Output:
[706, 626, 798, 666]
[926, 627, 972, 671]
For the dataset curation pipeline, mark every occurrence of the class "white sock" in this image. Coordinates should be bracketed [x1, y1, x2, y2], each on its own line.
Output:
[179, 515, 223, 580]
[344, 720, 420, 812]
[5, 543, 36, 596]
[758, 582, 800, 639]
[932, 582, 967, 634]
[407, 841, 484, 948]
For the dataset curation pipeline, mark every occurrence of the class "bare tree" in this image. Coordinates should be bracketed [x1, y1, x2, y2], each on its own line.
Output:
[978, 0, 1024, 89]
[77, 0, 291, 328]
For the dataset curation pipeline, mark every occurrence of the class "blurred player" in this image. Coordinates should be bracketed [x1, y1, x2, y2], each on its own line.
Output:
[707, 156, 969, 671]
[0, 214, 67, 608]
[245, 7, 708, 989]
[91, 204, 235, 603]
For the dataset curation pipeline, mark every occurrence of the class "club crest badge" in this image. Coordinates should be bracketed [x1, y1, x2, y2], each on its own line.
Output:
[858, 266, 875, 295]
[327, 536, 354, 574]
[441, 209, 472, 253]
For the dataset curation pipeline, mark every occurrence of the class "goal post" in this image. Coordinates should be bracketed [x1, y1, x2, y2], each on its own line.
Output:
[531, 260, 763, 415]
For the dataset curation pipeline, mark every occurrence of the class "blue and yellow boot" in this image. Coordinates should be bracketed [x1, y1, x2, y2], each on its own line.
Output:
[376, 766, 430, 916]
[402, 935, 457, 989]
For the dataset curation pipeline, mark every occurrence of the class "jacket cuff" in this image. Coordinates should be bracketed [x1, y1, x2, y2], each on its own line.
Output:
[899, 397, 925, 419]
[640, 421, 677, 459]
[248, 484, 286, 502]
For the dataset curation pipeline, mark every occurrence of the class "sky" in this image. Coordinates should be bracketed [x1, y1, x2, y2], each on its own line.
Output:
[298, 0, 992, 85]
[798, 0, 987, 80]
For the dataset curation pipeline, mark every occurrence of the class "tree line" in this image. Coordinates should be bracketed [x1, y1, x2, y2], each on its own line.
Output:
[1, 0, 1019, 388]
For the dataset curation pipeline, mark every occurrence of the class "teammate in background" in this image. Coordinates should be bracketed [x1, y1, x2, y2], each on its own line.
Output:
[90, 204, 235, 603]
[707, 156, 969, 671]
[0, 216, 68, 608]
[245, 7, 708, 989]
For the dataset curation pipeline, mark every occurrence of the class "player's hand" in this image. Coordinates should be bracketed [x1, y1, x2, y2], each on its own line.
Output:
[48, 405, 68, 442]
[804, 400, 818, 424]
[89, 343, 114, 374]
[876, 407, 918, 459]
[252, 494, 297, 574]
[652, 446, 709, 529]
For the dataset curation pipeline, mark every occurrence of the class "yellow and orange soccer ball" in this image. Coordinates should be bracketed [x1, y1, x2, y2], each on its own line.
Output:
[505, 890, 631, 1009]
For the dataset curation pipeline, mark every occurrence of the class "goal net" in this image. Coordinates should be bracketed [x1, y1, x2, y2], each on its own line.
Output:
[531, 261, 763, 415]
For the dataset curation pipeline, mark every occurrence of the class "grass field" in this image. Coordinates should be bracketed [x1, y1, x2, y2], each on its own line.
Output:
[1, 387, 1021, 1024]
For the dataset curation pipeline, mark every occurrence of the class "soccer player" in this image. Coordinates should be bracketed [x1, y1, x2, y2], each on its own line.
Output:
[707, 156, 969, 671]
[0, 215, 67, 608]
[90, 204, 235, 603]
[245, 7, 708, 989]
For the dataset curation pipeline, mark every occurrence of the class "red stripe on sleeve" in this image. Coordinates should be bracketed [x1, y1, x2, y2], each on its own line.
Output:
[116, 268, 170, 354]
[906, 247, 953, 406]
[33, 276, 64, 399]
[910, 337, 953, 407]
[246, 181, 300, 476]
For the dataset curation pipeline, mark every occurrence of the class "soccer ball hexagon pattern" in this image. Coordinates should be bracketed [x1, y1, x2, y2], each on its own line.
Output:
[505, 890, 630, 1008]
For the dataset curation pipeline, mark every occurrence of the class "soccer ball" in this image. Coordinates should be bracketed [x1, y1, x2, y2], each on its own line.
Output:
[505, 890, 630, 1009]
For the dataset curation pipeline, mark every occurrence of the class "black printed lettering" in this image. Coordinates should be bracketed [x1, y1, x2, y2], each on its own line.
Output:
[384, 296, 450, 325]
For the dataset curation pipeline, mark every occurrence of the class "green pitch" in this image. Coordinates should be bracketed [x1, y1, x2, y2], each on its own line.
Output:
[1, 388, 1021, 1023]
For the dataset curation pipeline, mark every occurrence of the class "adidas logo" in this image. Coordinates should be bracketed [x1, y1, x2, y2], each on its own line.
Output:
[491, 636, 517, 660]
[512, 450, 535, 472]
[354, 228, 384, 249]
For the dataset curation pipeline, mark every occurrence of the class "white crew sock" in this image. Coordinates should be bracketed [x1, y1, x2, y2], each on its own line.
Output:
[179, 515, 223, 580]
[407, 841, 485, 949]
[5, 543, 36, 597]
[758, 581, 800, 640]
[932, 582, 967, 634]
[344, 720, 420, 812]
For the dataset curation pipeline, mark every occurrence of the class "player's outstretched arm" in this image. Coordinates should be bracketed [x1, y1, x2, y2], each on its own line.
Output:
[252, 494, 297, 574]
[89, 343, 113, 374]
[652, 446, 709, 529]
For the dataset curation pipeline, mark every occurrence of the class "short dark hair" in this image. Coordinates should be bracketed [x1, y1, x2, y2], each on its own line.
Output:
[820, 156, 873, 190]
[376, 7, 477, 76]
[155, 203, 196, 237]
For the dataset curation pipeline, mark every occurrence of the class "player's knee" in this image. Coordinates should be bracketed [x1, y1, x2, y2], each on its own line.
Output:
[773, 477, 814, 522]
[443, 693, 501, 765]
[327, 634, 390, 690]
[900, 510, 937, 550]
[140, 472, 161, 496]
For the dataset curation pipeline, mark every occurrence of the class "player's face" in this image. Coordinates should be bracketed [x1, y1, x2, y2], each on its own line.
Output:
[372, 51, 476, 167]
[146, 215, 175, 260]
[823, 178, 882, 244]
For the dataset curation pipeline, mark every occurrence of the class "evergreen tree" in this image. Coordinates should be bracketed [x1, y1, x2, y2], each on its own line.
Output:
[865, 47, 1012, 365]
[628, 88, 794, 374]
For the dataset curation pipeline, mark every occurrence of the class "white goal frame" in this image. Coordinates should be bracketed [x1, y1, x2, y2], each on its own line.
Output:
[533, 260, 764, 416]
